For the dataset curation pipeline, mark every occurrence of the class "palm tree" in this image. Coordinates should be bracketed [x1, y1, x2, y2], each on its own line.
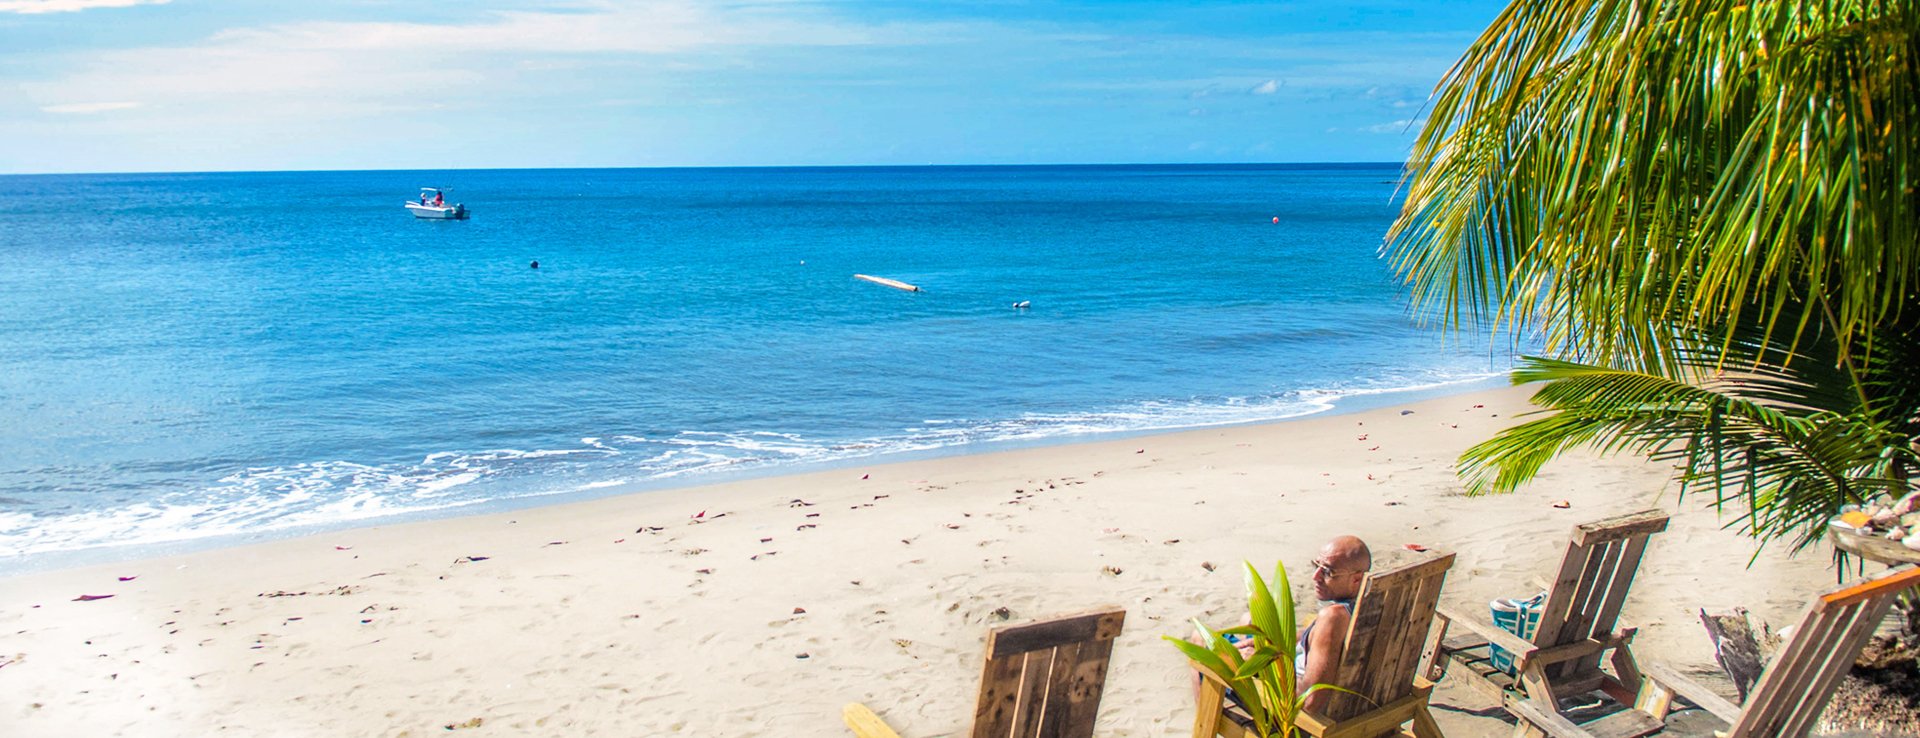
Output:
[1386, 0, 1920, 553]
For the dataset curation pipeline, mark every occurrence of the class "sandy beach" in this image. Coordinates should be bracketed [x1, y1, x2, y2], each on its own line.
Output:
[0, 384, 1843, 736]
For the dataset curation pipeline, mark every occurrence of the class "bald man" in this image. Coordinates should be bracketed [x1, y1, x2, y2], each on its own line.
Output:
[1204, 535, 1372, 713]
[1297, 535, 1371, 712]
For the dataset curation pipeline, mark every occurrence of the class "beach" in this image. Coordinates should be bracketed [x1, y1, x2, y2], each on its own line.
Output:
[0, 384, 1841, 736]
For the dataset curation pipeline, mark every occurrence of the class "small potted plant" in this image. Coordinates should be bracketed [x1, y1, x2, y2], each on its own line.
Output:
[1166, 561, 1355, 738]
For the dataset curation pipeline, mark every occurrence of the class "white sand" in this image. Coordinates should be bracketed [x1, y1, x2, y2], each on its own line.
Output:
[0, 385, 1842, 736]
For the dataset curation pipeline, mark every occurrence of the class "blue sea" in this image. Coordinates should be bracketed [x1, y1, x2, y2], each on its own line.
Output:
[0, 164, 1510, 565]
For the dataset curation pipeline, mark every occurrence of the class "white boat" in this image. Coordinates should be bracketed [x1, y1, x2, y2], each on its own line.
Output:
[406, 187, 469, 220]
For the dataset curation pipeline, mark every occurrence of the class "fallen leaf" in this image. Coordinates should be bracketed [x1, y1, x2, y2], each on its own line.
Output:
[1403, 543, 1429, 552]
[334, 546, 353, 551]
[792, 607, 807, 614]
[1201, 562, 1217, 572]
[72, 594, 114, 602]
[117, 576, 137, 582]
[1552, 500, 1572, 509]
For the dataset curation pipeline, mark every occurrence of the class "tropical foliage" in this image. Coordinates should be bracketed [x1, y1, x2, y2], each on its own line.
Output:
[1386, 0, 1920, 551]
[1167, 561, 1352, 736]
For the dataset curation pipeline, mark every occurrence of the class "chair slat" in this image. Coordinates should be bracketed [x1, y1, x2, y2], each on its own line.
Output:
[1007, 648, 1056, 738]
[1785, 594, 1898, 737]
[1570, 510, 1670, 546]
[1730, 597, 1853, 737]
[972, 649, 1030, 738]
[1033, 642, 1081, 738]
[1531, 540, 1593, 652]
[1056, 635, 1117, 738]
[987, 608, 1125, 658]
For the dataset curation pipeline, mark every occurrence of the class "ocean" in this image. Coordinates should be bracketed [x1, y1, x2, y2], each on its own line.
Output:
[0, 164, 1511, 565]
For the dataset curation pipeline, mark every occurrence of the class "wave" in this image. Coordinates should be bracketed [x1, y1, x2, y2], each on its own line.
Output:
[0, 371, 1502, 559]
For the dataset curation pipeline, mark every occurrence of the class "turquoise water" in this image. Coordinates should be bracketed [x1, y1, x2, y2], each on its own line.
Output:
[0, 164, 1508, 562]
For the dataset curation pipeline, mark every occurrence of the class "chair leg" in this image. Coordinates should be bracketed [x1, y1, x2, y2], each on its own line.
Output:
[1193, 673, 1227, 738]
[1423, 616, 1453, 682]
[1510, 722, 1546, 738]
[1408, 705, 1445, 738]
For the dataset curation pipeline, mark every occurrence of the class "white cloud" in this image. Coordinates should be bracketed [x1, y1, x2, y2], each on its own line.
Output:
[40, 101, 141, 114]
[0, 0, 166, 13]
[16, 2, 965, 124]
[1250, 79, 1279, 95]
[1363, 118, 1424, 134]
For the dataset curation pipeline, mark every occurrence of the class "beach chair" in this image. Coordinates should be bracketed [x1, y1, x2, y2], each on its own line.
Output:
[1191, 551, 1456, 738]
[842, 605, 1126, 738]
[1425, 510, 1669, 738]
[1589, 565, 1920, 738]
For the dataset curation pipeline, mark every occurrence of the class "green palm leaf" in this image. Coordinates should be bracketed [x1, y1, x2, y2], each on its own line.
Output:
[1389, 0, 1919, 551]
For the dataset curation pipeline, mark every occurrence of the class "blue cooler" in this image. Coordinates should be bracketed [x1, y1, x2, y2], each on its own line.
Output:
[1487, 592, 1546, 675]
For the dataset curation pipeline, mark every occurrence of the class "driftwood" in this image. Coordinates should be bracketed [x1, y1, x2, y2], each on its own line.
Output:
[1698, 607, 1782, 701]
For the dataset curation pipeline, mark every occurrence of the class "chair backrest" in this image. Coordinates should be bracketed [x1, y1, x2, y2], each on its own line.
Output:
[1322, 551, 1456, 720]
[1533, 509, 1670, 678]
[1728, 565, 1920, 738]
[968, 606, 1126, 738]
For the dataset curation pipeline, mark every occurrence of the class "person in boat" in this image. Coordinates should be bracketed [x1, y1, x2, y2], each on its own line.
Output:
[419, 192, 429, 206]
[432, 191, 444, 207]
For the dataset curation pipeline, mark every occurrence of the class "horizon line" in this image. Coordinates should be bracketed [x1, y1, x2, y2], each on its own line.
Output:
[0, 160, 1410, 178]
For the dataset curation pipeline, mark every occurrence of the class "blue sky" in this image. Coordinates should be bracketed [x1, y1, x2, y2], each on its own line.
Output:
[0, 0, 1506, 174]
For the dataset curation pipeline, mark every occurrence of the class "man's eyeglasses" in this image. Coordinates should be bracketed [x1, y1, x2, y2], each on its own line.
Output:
[1310, 558, 1362, 579]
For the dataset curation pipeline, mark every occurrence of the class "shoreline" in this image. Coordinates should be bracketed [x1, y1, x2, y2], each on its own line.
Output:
[0, 383, 1840, 736]
[6, 373, 1511, 575]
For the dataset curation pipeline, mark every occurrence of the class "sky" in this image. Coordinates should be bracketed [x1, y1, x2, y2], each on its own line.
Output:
[0, 0, 1507, 174]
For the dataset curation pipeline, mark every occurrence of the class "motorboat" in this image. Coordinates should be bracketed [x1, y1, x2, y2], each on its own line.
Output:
[406, 187, 469, 220]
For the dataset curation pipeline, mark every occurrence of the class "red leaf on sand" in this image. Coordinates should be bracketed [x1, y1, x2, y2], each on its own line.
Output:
[861, 474, 870, 480]
[1135, 448, 1145, 454]
[73, 594, 114, 602]
[1551, 500, 1572, 509]
[334, 546, 352, 551]
[118, 576, 137, 582]
[614, 538, 626, 544]
[1403, 543, 1428, 552]
[693, 510, 706, 518]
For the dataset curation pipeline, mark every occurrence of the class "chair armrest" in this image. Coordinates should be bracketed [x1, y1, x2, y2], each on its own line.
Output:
[1641, 661, 1743, 724]
[843, 703, 906, 738]
[1435, 604, 1539, 661]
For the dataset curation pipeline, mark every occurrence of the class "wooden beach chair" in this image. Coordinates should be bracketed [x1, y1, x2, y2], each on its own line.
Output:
[1425, 510, 1669, 737]
[1191, 551, 1456, 738]
[842, 605, 1126, 738]
[1589, 565, 1920, 738]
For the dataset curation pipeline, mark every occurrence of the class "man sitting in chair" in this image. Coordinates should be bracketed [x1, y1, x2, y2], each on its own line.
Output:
[1295, 535, 1370, 712]
[1209, 535, 1372, 713]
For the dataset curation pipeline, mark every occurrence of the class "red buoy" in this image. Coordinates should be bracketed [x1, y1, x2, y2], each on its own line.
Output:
[1271, 216, 1279, 224]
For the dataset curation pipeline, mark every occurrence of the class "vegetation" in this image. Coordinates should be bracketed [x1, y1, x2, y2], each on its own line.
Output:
[1167, 561, 1352, 736]
[1386, 0, 1920, 553]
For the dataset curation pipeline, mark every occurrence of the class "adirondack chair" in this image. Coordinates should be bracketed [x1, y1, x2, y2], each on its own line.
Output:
[1558, 564, 1920, 738]
[843, 606, 1126, 738]
[1191, 551, 1456, 738]
[1425, 510, 1670, 738]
